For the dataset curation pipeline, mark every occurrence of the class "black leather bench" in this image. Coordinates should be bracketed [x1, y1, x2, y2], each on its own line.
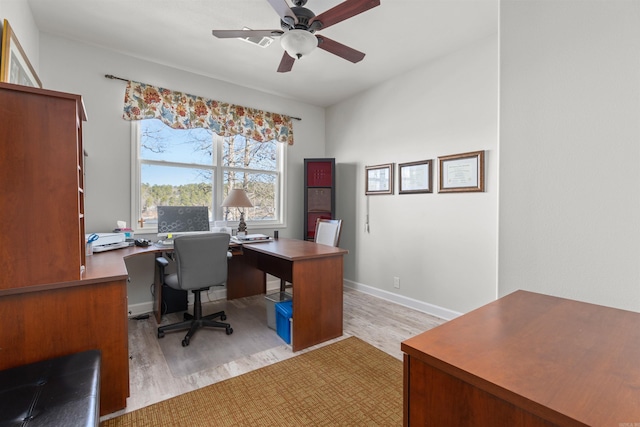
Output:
[0, 350, 101, 427]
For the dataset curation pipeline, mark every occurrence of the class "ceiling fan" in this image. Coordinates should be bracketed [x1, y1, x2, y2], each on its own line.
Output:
[212, 0, 381, 73]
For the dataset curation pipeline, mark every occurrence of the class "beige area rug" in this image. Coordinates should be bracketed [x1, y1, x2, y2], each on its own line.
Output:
[157, 296, 285, 377]
[101, 337, 403, 426]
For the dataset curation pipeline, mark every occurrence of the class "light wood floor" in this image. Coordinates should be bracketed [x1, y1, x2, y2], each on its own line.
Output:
[102, 287, 445, 421]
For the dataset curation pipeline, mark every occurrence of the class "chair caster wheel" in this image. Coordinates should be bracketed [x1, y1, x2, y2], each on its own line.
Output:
[182, 338, 190, 347]
[220, 314, 227, 321]
[226, 327, 233, 335]
[158, 331, 165, 339]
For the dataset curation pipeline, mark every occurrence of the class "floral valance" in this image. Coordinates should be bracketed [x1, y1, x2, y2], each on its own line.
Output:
[122, 80, 294, 145]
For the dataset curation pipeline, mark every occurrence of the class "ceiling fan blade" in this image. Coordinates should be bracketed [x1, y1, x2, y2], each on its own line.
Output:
[267, 0, 298, 26]
[316, 35, 365, 63]
[212, 29, 284, 39]
[309, 0, 380, 30]
[277, 52, 295, 73]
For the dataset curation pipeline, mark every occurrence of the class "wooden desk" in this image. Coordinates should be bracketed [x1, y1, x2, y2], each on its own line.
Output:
[401, 290, 640, 426]
[241, 238, 348, 352]
[0, 239, 346, 415]
[0, 250, 131, 416]
[0, 244, 261, 416]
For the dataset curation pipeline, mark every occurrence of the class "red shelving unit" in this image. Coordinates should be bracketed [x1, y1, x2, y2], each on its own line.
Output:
[304, 158, 336, 241]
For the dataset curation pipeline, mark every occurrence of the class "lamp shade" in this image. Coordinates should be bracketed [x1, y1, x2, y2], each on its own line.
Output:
[221, 189, 253, 208]
[280, 29, 317, 59]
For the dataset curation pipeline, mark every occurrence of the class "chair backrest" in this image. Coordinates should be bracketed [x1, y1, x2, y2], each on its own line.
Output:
[173, 233, 230, 290]
[314, 219, 342, 247]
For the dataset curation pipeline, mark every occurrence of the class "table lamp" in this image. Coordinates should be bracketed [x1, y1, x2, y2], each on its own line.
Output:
[221, 188, 253, 235]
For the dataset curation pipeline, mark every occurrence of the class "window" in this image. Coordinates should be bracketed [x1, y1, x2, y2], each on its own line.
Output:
[132, 119, 285, 232]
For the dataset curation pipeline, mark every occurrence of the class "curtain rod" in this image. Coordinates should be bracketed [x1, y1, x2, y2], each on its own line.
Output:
[105, 74, 302, 121]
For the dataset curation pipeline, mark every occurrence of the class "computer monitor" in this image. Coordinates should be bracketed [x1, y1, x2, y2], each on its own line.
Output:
[157, 206, 210, 238]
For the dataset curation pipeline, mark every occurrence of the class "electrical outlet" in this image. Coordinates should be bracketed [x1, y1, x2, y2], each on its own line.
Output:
[393, 277, 400, 289]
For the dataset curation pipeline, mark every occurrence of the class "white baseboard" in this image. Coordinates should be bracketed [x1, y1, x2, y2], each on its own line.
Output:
[128, 301, 154, 317]
[344, 279, 462, 321]
[127, 279, 460, 321]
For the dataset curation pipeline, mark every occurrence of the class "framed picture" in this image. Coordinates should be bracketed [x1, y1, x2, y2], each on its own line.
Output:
[365, 163, 393, 195]
[1, 19, 42, 88]
[438, 150, 485, 193]
[399, 160, 433, 194]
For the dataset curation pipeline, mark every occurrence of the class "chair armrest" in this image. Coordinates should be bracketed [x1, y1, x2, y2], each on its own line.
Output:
[156, 257, 169, 267]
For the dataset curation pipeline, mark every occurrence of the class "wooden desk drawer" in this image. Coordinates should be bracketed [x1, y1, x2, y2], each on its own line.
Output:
[242, 248, 292, 282]
[257, 255, 292, 283]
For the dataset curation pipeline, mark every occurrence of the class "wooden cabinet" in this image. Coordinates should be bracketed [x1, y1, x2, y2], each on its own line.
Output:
[0, 278, 130, 416]
[402, 291, 640, 426]
[303, 158, 335, 241]
[0, 84, 130, 416]
[0, 83, 86, 288]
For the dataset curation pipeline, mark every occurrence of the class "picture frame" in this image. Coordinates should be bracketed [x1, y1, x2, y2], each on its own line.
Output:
[399, 160, 433, 194]
[365, 163, 393, 195]
[438, 150, 485, 193]
[1, 19, 42, 88]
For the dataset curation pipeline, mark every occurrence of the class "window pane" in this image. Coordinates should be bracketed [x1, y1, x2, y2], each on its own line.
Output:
[140, 119, 213, 166]
[223, 171, 276, 221]
[134, 119, 283, 230]
[141, 163, 213, 226]
[223, 135, 277, 171]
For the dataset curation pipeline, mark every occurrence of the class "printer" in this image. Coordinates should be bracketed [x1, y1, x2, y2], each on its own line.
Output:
[87, 233, 131, 252]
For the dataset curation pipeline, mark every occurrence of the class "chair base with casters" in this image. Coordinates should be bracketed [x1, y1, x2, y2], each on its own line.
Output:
[157, 289, 233, 346]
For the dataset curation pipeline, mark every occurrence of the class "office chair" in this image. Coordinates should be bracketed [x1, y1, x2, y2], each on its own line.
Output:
[156, 233, 233, 347]
[280, 218, 343, 292]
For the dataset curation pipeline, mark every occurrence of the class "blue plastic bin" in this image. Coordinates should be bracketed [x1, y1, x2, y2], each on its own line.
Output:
[275, 300, 293, 344]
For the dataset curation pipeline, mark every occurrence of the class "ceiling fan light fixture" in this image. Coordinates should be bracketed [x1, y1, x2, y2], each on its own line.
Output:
[280, 29, 317, 59]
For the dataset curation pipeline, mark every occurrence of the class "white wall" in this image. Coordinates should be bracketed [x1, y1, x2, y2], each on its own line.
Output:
[34, 34, 325, 306]
[38, 34, 326, 236]
[8, 0, 638, 318]
[326, 35, 499, 315]
[499, 0, 640, 310]
[1, 0, 40, 74]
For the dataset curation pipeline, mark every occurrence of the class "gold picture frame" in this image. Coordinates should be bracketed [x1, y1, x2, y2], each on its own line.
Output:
[438, 150, 485, 193]
[1, 19, 42, 88]
[365, 163, 394, 195]
[399, 160, 433, 194]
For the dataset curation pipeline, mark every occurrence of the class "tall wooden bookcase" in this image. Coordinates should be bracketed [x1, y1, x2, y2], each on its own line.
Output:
[303, 158, 335, 241]
[0, 83, 133, 416]
[0, 83, 86, 288]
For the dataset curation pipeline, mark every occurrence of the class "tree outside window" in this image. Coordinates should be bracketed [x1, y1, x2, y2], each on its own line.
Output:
[134, 119, 282, 230]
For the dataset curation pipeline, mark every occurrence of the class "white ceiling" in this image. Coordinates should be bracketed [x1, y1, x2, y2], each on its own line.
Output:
[27, 0, 498, 107]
